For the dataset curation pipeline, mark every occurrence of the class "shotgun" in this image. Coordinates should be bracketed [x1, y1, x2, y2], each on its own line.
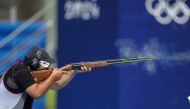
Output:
[32, 56, 157, 83]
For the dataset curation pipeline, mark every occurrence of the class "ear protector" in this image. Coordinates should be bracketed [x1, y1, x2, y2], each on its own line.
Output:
[24, 49, 42, 70]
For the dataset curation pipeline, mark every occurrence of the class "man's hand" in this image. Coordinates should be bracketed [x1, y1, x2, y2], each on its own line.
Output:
[75, 66, 92, 73]
[50, 65, 92, 90]
[80, 66, 92, 72]
[50, 68, 65, 81]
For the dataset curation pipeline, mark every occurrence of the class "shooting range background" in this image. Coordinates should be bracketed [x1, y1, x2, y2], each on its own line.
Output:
[57, 1, 190, 109]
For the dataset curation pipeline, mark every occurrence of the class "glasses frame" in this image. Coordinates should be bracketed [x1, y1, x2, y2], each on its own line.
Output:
[39, 60, 50, 68]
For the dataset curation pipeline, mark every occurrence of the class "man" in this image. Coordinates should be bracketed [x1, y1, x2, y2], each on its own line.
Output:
[0, 47, 91, 109]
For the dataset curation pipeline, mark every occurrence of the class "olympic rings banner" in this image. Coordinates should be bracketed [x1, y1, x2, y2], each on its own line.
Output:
[117, 0, 190, 109]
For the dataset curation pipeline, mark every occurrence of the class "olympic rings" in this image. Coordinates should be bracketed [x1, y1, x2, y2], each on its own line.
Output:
[145, 0, 190, 24]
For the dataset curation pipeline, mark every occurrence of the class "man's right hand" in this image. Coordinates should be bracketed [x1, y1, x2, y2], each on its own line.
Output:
[51, 68, 65, 81]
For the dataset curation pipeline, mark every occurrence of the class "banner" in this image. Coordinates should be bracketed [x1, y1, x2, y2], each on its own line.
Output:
[117, 0, 190, 109]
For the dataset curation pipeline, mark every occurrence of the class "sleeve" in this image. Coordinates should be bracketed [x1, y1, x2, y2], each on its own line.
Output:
[12, 64, 36, 91]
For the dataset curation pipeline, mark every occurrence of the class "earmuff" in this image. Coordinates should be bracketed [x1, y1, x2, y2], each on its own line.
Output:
[24, 49, 43, 70]
[28, 57, 39, 70]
